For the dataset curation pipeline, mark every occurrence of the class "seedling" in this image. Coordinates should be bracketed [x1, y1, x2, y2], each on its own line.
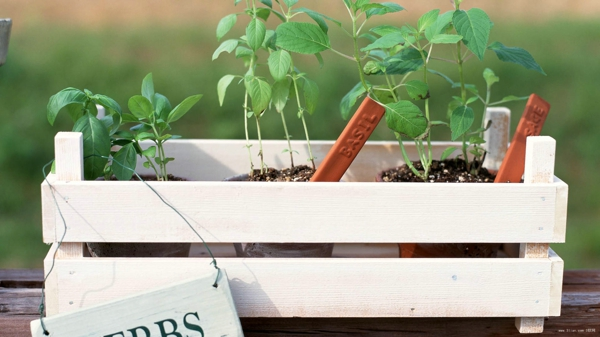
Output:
[276, 0, 546, 181]
[215, 0, 322, 174]
[46, 73, 202, 181]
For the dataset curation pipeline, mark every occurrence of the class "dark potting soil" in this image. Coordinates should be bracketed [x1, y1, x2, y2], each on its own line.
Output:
[245, 165, 315, 182]
[380, 159, 496, 183]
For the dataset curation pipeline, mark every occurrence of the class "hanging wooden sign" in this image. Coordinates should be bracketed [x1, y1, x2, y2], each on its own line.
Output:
[30, 269, 242, 337]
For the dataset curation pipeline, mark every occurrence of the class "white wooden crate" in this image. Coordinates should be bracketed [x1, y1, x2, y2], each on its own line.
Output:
[41, 113, 567, 333]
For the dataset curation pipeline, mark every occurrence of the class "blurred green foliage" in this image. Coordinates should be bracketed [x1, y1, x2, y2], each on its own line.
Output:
[0, 19, 598, 268]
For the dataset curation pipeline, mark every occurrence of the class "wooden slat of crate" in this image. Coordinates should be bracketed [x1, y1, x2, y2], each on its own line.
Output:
[45, 247, 562, 318]
[41, 177, 567, 244]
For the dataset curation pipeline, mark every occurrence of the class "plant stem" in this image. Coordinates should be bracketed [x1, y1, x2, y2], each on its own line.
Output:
[396, 134, 426, 181]
[352, 14, 370, 92]
[456, 40, 470, 168]
[243, 91, 254, 175]
[292, 76, 316, 170]
[255, 116, 265, 174]
[279, 107, 294, 167]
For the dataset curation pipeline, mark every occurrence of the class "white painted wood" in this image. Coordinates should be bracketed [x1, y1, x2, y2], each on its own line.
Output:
[32, 270, 242, 336]
[483, 107, 511, 171]
[54, 132, 83, 182]
[548, 248, 564, 316]
[45, 256, 555, 318]
[524, 136, 556, 184]
[554, 177, 569, 243]
[41, 174, 57, 243]
[96, 104, 105, 119]
[41, 179, 567, 243]
[516, 317, 544, 333]
[43, 244, 60, 316]
[56, 243, 84, 259]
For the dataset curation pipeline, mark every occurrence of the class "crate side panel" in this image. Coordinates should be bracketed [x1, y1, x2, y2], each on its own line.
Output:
[50, 258, 552, 318]
[45, 181, 561, 243]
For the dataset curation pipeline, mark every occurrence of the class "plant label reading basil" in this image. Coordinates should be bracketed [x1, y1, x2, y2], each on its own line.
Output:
[311, 97, 384, 182]
[30, 271, 242, 337]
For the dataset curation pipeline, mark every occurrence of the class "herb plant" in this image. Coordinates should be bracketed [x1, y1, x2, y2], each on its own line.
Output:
[214, 0, 322, 175]
[47, 73, 202, 181]
[275, 0, 545, 181]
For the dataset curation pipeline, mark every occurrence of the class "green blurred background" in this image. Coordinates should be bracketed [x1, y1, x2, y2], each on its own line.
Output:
[0, 0, 598, 269]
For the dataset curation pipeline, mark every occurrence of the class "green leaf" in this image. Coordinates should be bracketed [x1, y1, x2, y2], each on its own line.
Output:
[340, 82, 367, 120]
[247, 18, 266, 51]
[275, 22, 331, 54]
[128, 95, 153, 119]
[268, 50, 292, 82]
[385, 101, 429, 139]
[168, 94, 203, 123]
[441, 146, 458, 161]
[489, 95, 529, 106]
[293, 8, 341, 33]
[469, 135, 486, 145]
[483, 68, 499, 88]
[315, 52, 324, 68]
[92, 94, 122, 116]
[303, 77, 319, 115]
[488, 41, 546, 75]
[262, 30, 277, 50]
[429, 34, 463, 44]
[370, 25, 402, 37]
[466, 96, 479, 105]
[364, 2, 404, 19]
[121, 114, 140, 123]
[73, 113, 111, 180]
[141, 73, 154, 102]
[153, 93, 172, 121]
[373, 89, 396, 105]
[272, 79, 291, 112]
[355, 0, 370, 10]
[112, 143, 137, 181]
[380, 48, 424, 75]
[212, 39, 238, 60]
[255, 8, 271, 21]
[135, 132, 155, 141]
[453, 8, 492, 60]
[217, 14, 238, 41]
[363, 60, 386, 75]
[66, 103, 86, 122]
[47, 88, 87, 125]
[404, 80, 430, 100]
[245, 76, 272, 115]
[418, 9, 439, 32]
[361, 32, 405, 52]
[450, 106, 474, 140]
[217, 75, 236, 107]
[114, 130, 135, 140]
[283, 0, 298, 7]
[260, 0, 272, 7]
[425, 10, 454, 41]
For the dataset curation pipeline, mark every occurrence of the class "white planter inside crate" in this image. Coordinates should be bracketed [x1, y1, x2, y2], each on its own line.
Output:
[41, 110, 567, 334]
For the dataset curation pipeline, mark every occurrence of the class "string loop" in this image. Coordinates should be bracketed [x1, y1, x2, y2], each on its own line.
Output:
[38, 155, 221, 334]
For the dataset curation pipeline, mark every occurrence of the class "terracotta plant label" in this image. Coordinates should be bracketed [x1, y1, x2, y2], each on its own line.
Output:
[494, 94, 550, 183]
[311, 97, 385, 182]
[30, 270, 242, 337]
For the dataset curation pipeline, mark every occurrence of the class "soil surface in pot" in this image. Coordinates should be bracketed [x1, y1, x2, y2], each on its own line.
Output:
[244, 165, 315, 182]
[380, 159, 496, 183]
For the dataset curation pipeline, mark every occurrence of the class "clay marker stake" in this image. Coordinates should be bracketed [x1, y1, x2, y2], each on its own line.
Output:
[494, 94, 550, 183]
[310, 97, 385, 182]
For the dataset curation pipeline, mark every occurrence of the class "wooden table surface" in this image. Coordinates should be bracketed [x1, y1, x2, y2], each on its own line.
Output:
[1, 269, 599, 336]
